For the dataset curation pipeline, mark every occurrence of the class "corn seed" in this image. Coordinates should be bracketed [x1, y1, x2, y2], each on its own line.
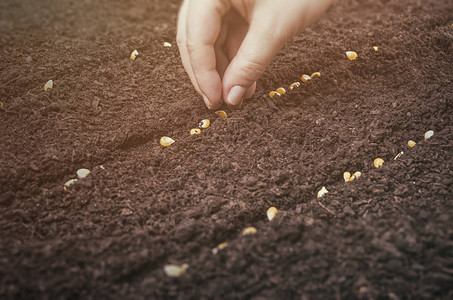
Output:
[346, 51, 358, 61]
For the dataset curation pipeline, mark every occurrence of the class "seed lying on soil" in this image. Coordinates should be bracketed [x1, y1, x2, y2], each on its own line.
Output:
[242, 227, 257, 236]
[408, 140, 416, 147]
[351, 171, 361, 181]
[269, 91, 281, 99]
[130, 49, 139, 60]
[212, 242, 228, 255]
[373, 46, 378, 52]
[317, 186, 328, 198]
[424, 130, 434, 140]
[163, 42, 172, 47]
[0, 102, 3, 109]
[346, 51, 358, 61]
[394, 151, 404, 160]
[99, 165, 105, 170]
[44, 80, 53, 91]
[276, 87, 286, 95]
[76, 168, 91, 179]
[215, 110, 228, 118]
[64, 179, 77, 190]
[190, 128, 201, 135]
[301, 74, 311, 83]
[373, 158, 384, 168]
[289, 82, 300, 90]
[163, 263, 189, 278]
[266, 207, 278, 221]
[343, 172, 351, 182]
[160, 136, 175, 147]
[310, 72, 321, 78]
[199, 119, 210, 129]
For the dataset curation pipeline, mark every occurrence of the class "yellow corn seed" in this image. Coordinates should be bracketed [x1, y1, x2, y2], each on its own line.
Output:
[407, 140, 416, 147]
[373, 46, 378, 52]
[301, 74, 311, 83]
[310, 72, 321, 78]
[215, 110, 228, 118]
[217, 242, 228, 250]
[130, 49, 139, 60]
[199, 119, 210, 129]
[76, 168, 91, 179]
[63, 179, 77, 190]
[163, 263, 189, 278]
[346, 51, 358, 61]
[163, 42, 172, 48]
[424, 130, 434, 140]
[276, 87, 286, 95]
[317, 186, 328, 199]
[269, 91, 281, 99]
[212, 242, 228, 255]
[242, 227, 257, 236]
[343, 172, 351, 182]
[373, 158, 384, 168]
[266, 207, 278, 221]
[190, 128, 201, 135]
[0, 102, 3, 109]
[350, 171, 361, 181]
[160, 136, 175, 147]
[44, 80, 53, 91]
[289, 82, 300, 90]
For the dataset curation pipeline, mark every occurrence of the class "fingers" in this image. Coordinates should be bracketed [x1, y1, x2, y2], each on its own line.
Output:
[185, 0, 231, 110]
[177, 0, 201, 96]
[222, 12, 286, 107]
[222, 0, 334, 107]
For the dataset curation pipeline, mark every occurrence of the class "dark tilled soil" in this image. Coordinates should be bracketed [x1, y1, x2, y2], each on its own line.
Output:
[1, 0, 452, 298]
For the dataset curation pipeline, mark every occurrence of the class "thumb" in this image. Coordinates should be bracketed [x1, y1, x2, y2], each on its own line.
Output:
[222, 12, 290, 107]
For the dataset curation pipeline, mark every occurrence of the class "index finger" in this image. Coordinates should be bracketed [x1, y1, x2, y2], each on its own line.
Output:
[186, 0, 230, 109]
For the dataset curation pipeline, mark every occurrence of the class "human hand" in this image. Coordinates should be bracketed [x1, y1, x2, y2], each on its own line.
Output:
[177, 0, 334, 110]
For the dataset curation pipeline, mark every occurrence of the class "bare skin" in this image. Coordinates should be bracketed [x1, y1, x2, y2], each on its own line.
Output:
[177, 0, 334, 110]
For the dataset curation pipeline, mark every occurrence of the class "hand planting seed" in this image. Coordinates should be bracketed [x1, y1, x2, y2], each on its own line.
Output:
[408, 140, 416, 147]
[199, 119, 210, 129]
[164, 263, 189, 278]
[346, 51, 358, 61]
[269, 91, 281, 99]
[76, 168, 91, 179]
[266, 207, 278, 221]
[289, 82, 300, 90]
[130, 50, 139, 60]
[190, 128, 201, 135]
[44, 80, 53, 91]
[215, 110, 228, 118]
[424, 130, 434, 140]
[160, 137, 175, 147]
[373, 158, 384, 168]
[242, 227, 257, 236]
[163, 42, 172, 47]
[276, 87, 286, 95]
[317, 186, 328, 198]
[301, 74, 311, 83]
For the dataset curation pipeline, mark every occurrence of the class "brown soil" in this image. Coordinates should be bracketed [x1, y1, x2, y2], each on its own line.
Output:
[1, 0, 452, 298]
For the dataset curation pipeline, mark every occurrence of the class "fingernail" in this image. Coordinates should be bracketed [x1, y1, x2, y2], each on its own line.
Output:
[202, 94, 211, 110]
[227, 86, 246, 106]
